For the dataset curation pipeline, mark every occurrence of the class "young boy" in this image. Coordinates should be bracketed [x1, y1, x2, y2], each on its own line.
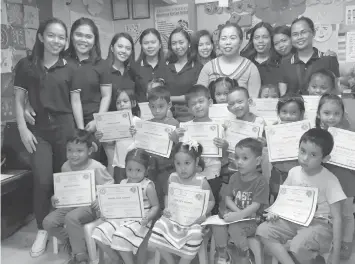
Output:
[256, 128, 346, 264]
[42, 129, 113, 263]
[147, 85, 179, 208]
[226, 86, 270, 180]
[307, 69, 337, 96]
[213, 138, 269, 264]
[175, 84, 228, 214]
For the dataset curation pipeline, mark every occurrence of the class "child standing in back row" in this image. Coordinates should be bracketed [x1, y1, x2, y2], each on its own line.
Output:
[147, 85, 179, 208]
[316, 93, 355, 260]
[175, 85, 228, 214]
[42, 130, 113, 263]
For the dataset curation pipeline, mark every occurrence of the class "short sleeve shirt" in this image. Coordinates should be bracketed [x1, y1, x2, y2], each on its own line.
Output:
[109, 64, 136, 111]
[280, 48, 340, 95]
[71, 58, 111, 123]
[131, 58, 172, 102]
[227, 171, 269, 214]
[14, 57, 78, 125]
[284, 166, 346, 219]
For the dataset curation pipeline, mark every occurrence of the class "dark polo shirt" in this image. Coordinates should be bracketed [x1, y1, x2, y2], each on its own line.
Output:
[131, 57, 172, 102]
[14, 57, 78, 125]
[251, 56, 282, 87]
[109, 64, 136, 111]
[71, 58, 111, 124]
[280, 48, 339, 95]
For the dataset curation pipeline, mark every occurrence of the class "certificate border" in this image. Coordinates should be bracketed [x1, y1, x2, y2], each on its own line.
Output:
[225, 119, 263, 153]
[54, 170, 95, 208]
[94, 110, 133, 142]
[98, 184, 145, 220]
[265, 121, 311, 162]
[180, 123, 222, 157]
[134, 120, 175, 158]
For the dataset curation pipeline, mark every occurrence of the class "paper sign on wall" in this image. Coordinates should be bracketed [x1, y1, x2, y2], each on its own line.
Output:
[346, 31, 355, 63]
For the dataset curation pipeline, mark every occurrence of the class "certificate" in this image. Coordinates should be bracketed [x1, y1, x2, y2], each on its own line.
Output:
[135, 120, 176, 158]
[139, 102, 154, 121]
[249, 98, 278, 125]
[94, 110, 133, 142]
[303, 96, 321, 127]
[209, 104, 234, 122]
[168, 183, 209, 227]
[266, 185, 318, 226]
[265, 120, 311, 162]
[53, 170, 96, 208]
[97, 184, 144, 220]
[180, 122, 223, 157]
[224, 119, 264, 153]
[327, 127, 355, 170]
[201, 215, 254, 226]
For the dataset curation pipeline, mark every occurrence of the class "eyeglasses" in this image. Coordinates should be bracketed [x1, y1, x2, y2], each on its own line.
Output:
[291, 30, 311, 38]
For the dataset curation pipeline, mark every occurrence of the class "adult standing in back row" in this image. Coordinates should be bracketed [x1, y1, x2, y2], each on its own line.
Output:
[278, 17, 339, 95]
[197, 22, 261, 98]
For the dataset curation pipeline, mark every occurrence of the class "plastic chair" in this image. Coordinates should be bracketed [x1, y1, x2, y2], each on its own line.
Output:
[209, 236, 264, 264]
[153, 229, 211, 264]
[52, 219, 103, 263]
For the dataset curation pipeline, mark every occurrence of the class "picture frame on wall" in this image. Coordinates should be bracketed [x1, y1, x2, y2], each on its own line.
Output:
[112, 0, 129, 20]
[132, 0, 150, 20]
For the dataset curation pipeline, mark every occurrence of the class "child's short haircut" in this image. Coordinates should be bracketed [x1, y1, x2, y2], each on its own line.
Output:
[235, 137, 264, 157]
[147, 85, 171, 103]
[277, 94, 305, 114]
[228, 86, 250, 98]
[308, 69, 336, 91]
[186, 84, 210, 103]
[67, 129, 95, 148]
[259, 84, 281, 98]
[125, 148, 151, 169]
[299, 128, 334, 157]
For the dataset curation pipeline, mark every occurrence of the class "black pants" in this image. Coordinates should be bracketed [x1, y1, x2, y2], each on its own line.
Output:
[208, 177, 222, 215]
[28, 114, 75, 229]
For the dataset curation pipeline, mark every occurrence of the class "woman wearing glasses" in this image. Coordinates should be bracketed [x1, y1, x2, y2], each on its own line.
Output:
[278, 17, 339, 96]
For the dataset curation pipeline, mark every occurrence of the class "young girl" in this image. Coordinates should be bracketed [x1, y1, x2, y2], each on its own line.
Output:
[92, 148, 159, 264]
[259, 84, 280, 98]
[42, 130, 113, 263]
[13, 18, 77, 257]
[209, 77, 238, 104]
[316, 93, 355, 260]
[269, 95, 305, 199]
[95, 89, 141, 183]
[149, 141, 215, 264]
[307, 69, 337, 96]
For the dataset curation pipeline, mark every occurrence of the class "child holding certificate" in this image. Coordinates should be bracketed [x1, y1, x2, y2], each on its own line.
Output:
[175, 85, 228, 214]
[92, 148, 159, 264]
[42, 130, 113, 264]
[315, 94, 355, 260]
[149, 141, 215, 264]
[147, 85, 179, 208]
[257, 128, 346, 264]
[269, 95, 305, 199]
[95, 89, 141, 183]
[212, 138, 269, 264]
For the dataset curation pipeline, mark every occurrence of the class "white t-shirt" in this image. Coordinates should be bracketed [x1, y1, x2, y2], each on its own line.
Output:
[284, 166, 346, 219]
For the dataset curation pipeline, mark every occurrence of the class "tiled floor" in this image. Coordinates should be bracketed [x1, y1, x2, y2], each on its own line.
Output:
[1, 217, 355, 264]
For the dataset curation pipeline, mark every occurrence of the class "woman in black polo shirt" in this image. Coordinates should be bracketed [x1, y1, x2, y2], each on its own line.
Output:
[166, 27, 203, 122]
[240, 22, 282, 89]
[14, 18, 77, 257]
[278, 17, 339, 95]
[67, 18, 112, 132]
[132, 28, 169, 102]
[104, 32, 135, 176]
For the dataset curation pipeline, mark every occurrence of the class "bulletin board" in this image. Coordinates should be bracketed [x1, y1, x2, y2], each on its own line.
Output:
[1, 0, 41, 122]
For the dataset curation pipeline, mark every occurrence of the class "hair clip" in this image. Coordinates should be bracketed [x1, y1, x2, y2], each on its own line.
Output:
[182, 137, 199, 152]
